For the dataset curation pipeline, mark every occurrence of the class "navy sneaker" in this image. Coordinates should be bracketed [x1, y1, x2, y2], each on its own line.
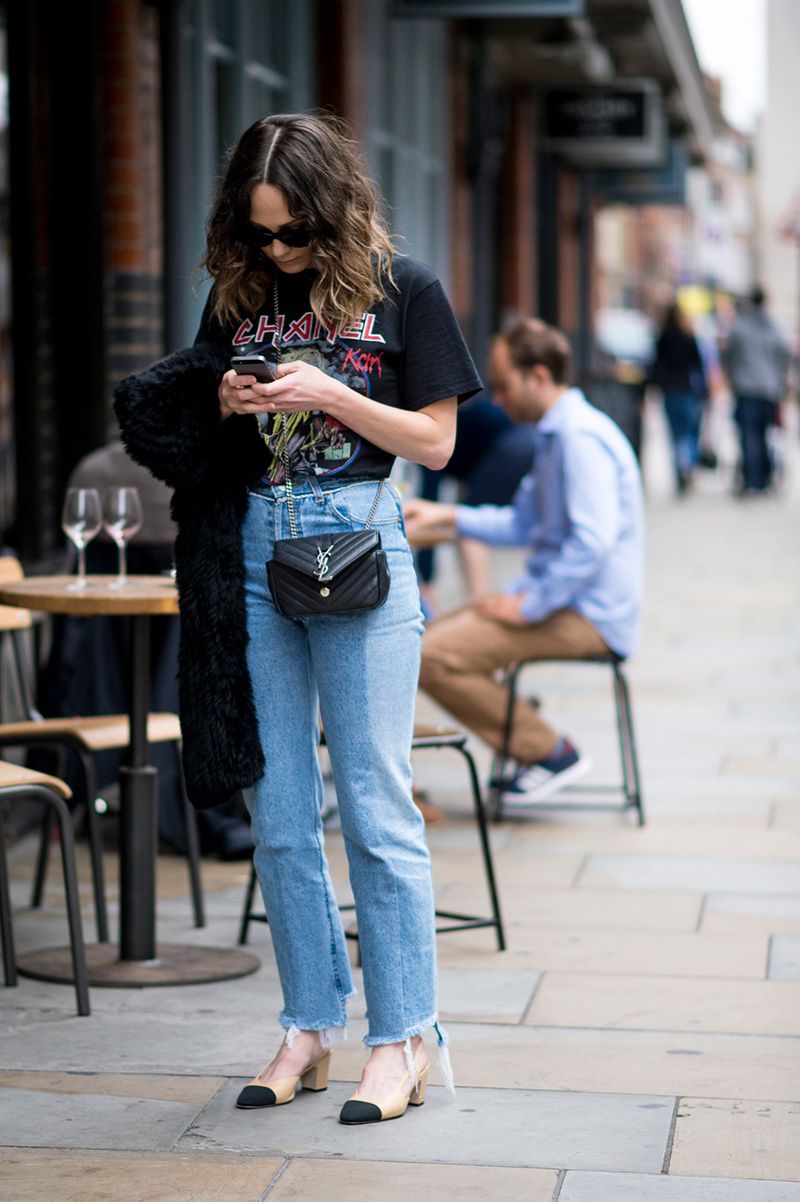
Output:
[498, 738, 592, 807]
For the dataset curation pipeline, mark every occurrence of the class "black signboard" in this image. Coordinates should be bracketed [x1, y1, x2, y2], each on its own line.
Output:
[542, 82, 665, 167]
[393, 1, 585, 17]
[545, 89, 647, 141]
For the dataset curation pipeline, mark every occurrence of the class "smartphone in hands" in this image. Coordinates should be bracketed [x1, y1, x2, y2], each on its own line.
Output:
[230, 354, 276, 384]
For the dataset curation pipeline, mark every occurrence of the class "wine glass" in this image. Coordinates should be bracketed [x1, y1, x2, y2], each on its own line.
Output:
[61, 488, 103, 591]
[103, 487, 143, 588]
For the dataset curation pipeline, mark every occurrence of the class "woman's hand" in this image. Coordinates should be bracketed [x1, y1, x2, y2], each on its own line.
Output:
[218, 362, 342, 421]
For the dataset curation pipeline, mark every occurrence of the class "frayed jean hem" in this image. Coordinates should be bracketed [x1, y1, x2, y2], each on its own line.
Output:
[280, 987, 358, 1036]
[362, 1012, 439, 1046]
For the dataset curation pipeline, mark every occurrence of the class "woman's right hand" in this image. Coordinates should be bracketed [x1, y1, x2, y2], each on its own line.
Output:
[218, 370, 272, 420]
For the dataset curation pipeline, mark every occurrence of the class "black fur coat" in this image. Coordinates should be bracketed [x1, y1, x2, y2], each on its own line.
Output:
[113, 342, 267, 809]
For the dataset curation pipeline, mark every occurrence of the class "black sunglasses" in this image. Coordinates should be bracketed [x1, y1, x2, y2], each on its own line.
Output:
[242, 224, 316, 249]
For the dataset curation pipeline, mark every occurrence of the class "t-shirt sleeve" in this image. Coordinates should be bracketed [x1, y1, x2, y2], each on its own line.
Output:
[402, 279, 482, 411]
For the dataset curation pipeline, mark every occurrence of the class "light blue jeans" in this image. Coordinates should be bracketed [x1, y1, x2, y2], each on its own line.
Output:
[241, 476, 440, 1049]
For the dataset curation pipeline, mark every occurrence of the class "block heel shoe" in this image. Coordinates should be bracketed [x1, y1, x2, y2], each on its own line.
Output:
[236, 1049, 331, 1109]
[339, 1046, 429, 1124]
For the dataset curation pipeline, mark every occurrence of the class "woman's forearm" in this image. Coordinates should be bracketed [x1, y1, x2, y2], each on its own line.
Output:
[326, 383, 456, 470]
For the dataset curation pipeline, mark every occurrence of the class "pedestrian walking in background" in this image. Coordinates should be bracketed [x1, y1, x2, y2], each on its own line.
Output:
[114, 111, 481, 1126]
[649, 300, 707, 494]
[405, 318, 644, 809]
[722, 286, 791, 496]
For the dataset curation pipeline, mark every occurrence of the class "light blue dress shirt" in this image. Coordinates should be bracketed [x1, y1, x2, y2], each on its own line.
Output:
[455, 388, 644, 658]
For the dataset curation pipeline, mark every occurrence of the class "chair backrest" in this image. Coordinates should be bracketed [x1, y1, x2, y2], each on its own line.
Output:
[0, 557, 38, 722]
[0, 557, 32, 632]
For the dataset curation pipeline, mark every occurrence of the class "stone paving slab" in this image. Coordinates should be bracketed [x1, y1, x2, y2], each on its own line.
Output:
[578, 855, 800, 894]
[525, 973, 800, 1036]
[437, 968, 541, 1022]
[436, 886, 703, 932]
[768, 936, 800, 980]
[670, 1098, 800, 1183]
[0, 1072, 223, 1104]
[701, 895, 800, 935]
[559, 1171, 800, 1201]
[511, 824, 800, 862]
[0, 1086, 208, 1151]
[439, 928, 770, 979]
[268, 1158, 558, 1202]
[179, 1080, 673, 1172]
[0, 1149, 283, 1202]
[358, 1024, 799, 1102]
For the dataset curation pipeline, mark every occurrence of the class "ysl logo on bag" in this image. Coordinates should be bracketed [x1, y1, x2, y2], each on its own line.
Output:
[314, 544, 334, 580]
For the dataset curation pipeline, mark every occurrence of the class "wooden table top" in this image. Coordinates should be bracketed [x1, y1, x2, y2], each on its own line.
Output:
[0, 575, 180, 616]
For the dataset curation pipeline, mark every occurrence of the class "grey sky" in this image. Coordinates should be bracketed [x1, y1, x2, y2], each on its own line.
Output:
[683, 0, 767, 132]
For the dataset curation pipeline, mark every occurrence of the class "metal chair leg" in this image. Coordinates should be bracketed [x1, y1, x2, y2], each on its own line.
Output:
[455, 744, 506, 950]
[76, 748, 109, 942]
[51, 793, 90, 1015]
[2, 785, 90, 1015]
[177, 746, 205, 928]
[490, 663, 523, 823]
[614, 666, 645, 826]
[238, 862, 259, 946]
[30, 807, 53, 908]
[0, 802, 18, 987]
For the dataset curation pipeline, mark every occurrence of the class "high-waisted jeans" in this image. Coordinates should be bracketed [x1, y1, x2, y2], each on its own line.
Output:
[241, 476, 443, 1052]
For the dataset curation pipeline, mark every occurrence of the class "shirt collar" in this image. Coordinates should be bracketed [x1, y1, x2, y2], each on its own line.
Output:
[534, 387, 583, 435]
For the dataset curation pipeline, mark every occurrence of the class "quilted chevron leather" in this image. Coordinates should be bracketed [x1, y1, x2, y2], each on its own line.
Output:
[267, 532, 390, 616]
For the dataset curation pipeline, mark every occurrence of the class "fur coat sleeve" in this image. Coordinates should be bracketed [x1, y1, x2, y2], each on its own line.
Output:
[112, 342, 266, 809]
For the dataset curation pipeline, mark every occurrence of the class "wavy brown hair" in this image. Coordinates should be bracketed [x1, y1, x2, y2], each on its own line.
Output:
[202, 111, 395, 328]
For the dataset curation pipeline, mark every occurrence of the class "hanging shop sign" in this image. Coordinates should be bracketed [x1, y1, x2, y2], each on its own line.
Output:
[543, 81, 666, 167]
[393, 1, 585, 17]
[588, 140, 688, 207]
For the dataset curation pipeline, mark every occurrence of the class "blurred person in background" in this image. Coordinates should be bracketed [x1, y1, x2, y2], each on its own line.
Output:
[649, 300, 707, 494]
[722, 286, 791, 496]
[405, 317, 644, 809]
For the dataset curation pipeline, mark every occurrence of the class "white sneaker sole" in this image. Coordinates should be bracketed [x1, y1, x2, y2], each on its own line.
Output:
[499, 755, 594, 808]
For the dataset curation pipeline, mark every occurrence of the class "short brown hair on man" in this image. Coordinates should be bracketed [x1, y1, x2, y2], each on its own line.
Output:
[499, 318, 572, 385]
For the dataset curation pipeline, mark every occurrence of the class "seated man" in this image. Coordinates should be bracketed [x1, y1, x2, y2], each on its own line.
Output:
[404, 317, 644, 807]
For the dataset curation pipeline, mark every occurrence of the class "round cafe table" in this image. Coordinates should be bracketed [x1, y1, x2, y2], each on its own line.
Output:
[0, 575, 259, 987]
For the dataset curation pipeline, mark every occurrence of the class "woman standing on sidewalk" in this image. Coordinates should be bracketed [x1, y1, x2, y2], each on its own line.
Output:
[115, 112, 480, 1124]
[650, 301, 707, 494]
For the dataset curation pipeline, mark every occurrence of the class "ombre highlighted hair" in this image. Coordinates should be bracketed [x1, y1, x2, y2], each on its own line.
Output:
[202, 111, 395, 327]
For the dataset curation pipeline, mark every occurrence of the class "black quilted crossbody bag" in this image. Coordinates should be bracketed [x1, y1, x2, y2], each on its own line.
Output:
[263, 283, 390, 618]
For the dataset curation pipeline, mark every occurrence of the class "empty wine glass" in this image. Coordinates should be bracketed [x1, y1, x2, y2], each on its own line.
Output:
[103, 487, 143, 588]
[61, 488, 103, 591]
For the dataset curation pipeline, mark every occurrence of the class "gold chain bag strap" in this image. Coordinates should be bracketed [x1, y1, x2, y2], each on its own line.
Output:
[260, 281, 390, 617]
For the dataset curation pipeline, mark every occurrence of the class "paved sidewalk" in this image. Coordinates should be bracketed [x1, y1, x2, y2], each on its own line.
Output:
[1, 399, 799, 1201]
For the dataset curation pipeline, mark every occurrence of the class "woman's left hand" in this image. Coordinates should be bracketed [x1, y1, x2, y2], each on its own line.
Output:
[258, 361, 342, 413]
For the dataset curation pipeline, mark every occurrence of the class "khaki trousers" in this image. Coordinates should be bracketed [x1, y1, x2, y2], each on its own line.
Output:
[419, 606, 608, 765]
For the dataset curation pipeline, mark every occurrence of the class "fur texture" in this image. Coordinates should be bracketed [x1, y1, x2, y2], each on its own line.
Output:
[114, 343, 266, 808]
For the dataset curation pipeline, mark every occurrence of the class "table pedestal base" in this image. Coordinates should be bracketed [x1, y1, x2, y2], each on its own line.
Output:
[17, 943, 260, 987]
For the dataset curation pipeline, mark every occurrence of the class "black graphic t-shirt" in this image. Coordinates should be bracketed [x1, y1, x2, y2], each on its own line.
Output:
[194, 256, 482, 483]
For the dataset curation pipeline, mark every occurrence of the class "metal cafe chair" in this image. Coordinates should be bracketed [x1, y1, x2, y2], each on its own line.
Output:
[0, 758, 90, 1015]
[489, 654, 644, 825]
[0, 556, 204, 942]
[238, 723, 506, 954]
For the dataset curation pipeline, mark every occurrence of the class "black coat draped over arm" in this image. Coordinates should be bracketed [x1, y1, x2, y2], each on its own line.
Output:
[113, 342, 266, 808]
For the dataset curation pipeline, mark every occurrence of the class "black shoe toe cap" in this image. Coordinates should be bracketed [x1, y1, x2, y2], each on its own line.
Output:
[236, 1084, 277, 1108]
[339, 1099, 383, 1124]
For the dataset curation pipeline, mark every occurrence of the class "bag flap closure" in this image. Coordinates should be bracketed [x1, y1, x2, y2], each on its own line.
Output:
[272, 530, 381, 582]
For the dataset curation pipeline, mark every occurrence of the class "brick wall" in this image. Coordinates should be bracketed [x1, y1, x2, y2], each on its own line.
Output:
[103, 0, 164, 432]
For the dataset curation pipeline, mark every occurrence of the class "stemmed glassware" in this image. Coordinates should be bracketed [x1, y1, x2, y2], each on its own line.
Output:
[103, 487, 143, 588]
[61, 488, 103, 591]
